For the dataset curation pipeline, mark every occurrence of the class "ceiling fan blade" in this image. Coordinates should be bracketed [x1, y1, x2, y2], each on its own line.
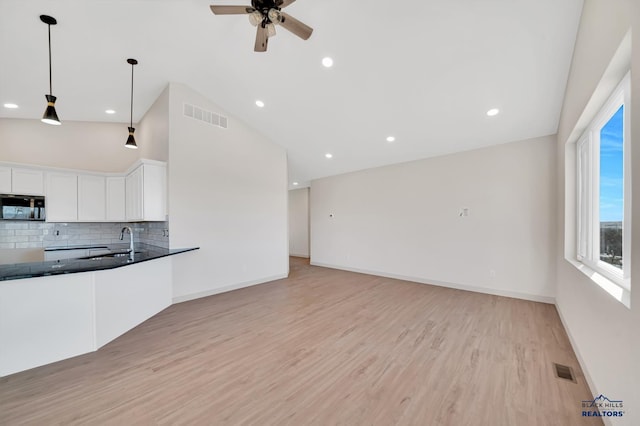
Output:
[279, 12, 313, 40]
[254, 25, 268, 52]
[210, 5, 254, 15]
[279, 0, 296, 8]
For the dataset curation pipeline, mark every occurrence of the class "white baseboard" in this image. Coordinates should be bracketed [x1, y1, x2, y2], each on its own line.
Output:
[289, 253, 310, 258]
[172, 273, 288, 304]
[554, 302, 607, 424]
[310, 261, 555, 304]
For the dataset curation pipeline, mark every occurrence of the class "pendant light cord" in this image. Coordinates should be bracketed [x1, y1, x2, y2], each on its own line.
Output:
[130, 63, 134, 127]
[47, 24, 52, 96]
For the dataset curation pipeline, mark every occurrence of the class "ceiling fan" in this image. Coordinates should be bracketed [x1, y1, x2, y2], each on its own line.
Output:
[210, 0, 313, 52]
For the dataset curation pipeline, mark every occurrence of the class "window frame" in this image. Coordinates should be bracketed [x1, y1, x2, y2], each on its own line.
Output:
[575, 72, 631, 294]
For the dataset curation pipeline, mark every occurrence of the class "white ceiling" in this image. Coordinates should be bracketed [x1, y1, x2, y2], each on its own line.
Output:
[0, 0, 583, 188]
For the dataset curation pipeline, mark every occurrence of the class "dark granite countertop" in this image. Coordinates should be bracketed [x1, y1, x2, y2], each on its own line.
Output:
[0, 243, 199, 282]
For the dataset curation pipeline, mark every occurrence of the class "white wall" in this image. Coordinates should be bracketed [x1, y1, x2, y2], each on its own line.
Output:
[167, 83, 289, 302]
[555, 0, 639, 424]
[311, 136, 557, 302]
[289, 188, 309, 258]
[0, 118, 138, 172]
[137, 86, 169, 162]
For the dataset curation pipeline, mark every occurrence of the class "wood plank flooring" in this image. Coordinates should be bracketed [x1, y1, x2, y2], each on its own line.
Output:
[0, 257, 599, 425]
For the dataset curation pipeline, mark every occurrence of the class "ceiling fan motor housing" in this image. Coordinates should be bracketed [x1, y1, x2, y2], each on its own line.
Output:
[252, 0, 281, 13]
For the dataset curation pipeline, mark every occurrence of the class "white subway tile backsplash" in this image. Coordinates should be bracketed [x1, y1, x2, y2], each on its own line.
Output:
[0, 221, 170, 249]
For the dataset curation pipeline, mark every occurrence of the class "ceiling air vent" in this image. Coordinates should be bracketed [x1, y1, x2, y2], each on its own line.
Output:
[183, 103, 227, 129]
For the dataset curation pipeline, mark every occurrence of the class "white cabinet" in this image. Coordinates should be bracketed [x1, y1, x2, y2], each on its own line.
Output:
[0, 167, 44, 195]
[106, 177, 126, 221]
[2, 159, 166, 223]
[46, 172, 78, 222]
[0, 167, 11, 193]
[78, 174, 106, 221]
[126, 162, 166, 222]
[125, 166, 143, 221]
[11, 168, 44, 195]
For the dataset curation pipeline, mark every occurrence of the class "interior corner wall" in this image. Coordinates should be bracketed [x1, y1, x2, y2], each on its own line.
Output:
[555, 0, 638, 424]
[0, 118, 139, 172]
[289, 188, 309, 258]
[167, 83, 288, 302]
[137, 85, 169, 162]
[310, 135, 557, 302]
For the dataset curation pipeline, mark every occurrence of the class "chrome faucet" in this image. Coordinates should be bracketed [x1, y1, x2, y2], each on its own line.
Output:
[120, 226, 134, 254]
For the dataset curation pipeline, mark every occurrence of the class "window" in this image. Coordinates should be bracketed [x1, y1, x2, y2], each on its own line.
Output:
[576, 73, 631, 297]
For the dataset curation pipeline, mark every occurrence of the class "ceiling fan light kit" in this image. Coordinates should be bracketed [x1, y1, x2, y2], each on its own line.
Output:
[210, 0, 313, 52]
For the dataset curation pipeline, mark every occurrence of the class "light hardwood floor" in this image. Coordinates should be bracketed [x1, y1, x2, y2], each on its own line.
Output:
[1, 258, 599, 425]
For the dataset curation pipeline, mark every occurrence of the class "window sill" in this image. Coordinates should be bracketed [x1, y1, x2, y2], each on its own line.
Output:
[566, 258, 630, 308]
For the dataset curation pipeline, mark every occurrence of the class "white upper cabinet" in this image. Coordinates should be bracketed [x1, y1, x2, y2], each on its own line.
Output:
[0, 167, 45, 195]
[0, 166, 11, 193]
[141, 163, 167, 221]
[45, 172, 78, 222]
[106, 177, 126, 221]
[125, 162, 166, 222]
[2, 159, 166, 223]
[125, 166, 144, 222]
[78, 174, 106, 222]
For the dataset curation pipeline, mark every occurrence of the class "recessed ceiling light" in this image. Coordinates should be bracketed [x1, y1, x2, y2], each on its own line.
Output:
[255, 100, 265, 108]
[386, 136, 396, 143]
[105, 109, 116, 114]
[325, 153, 333, 159]
[322, 57, 334, 68]
[292, 182, 299, 186]
[3, 103, 18, 109]
[486, 108, 500, 116]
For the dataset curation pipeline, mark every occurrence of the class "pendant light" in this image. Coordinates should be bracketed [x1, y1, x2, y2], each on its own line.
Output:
[125, 58, 138, 149]
[40, 15, 61, 125]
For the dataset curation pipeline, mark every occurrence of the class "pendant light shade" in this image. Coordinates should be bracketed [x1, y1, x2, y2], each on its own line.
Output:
[40, 15, 61, 126]
[125, 58, 138, 149]
[125, 127, 137, 149]
[42, 95, 60, 125]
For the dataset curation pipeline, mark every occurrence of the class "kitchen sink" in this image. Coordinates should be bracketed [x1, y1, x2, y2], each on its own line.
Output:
[78, 251, 143, 261]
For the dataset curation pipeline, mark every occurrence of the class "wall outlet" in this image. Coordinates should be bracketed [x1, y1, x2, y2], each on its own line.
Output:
[489, 269, 496, 278]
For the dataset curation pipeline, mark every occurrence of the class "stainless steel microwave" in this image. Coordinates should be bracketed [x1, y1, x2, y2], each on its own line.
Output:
[0, 194, 46, 221]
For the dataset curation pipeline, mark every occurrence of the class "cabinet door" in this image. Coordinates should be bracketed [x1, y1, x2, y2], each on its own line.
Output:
[106, 177, 126, 221]
[125, 167, 143, 221]
[46, 172, 78, 222]
[0, 166, 11, 193]
[12, 168, 44, 195]
[78, 174, 106, 221]
[141, 164, 167, 221]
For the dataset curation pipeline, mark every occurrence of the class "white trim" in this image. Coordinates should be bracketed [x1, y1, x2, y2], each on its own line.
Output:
[555, 303, 612, 426]
[172, 273, 288, 304]
[571, 72, 630, 301]
[310, 261, 555, 304]
[565, 258, 630, 308]
[289, 253, 310, 259]
[0, 159, 166, 178]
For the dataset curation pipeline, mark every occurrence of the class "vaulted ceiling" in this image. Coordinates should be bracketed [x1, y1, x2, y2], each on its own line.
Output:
[0, 0, 583, 187]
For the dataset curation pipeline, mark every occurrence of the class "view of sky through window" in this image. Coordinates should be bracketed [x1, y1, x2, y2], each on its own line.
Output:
[599, 105, 623, 269]
[599, 105, 624, 222]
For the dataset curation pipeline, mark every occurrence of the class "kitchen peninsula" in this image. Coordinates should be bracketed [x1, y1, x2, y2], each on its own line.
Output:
[0, 244, 198, 377]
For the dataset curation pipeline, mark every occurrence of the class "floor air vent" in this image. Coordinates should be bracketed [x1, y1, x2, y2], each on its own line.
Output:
[553, 363, 577, 383]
